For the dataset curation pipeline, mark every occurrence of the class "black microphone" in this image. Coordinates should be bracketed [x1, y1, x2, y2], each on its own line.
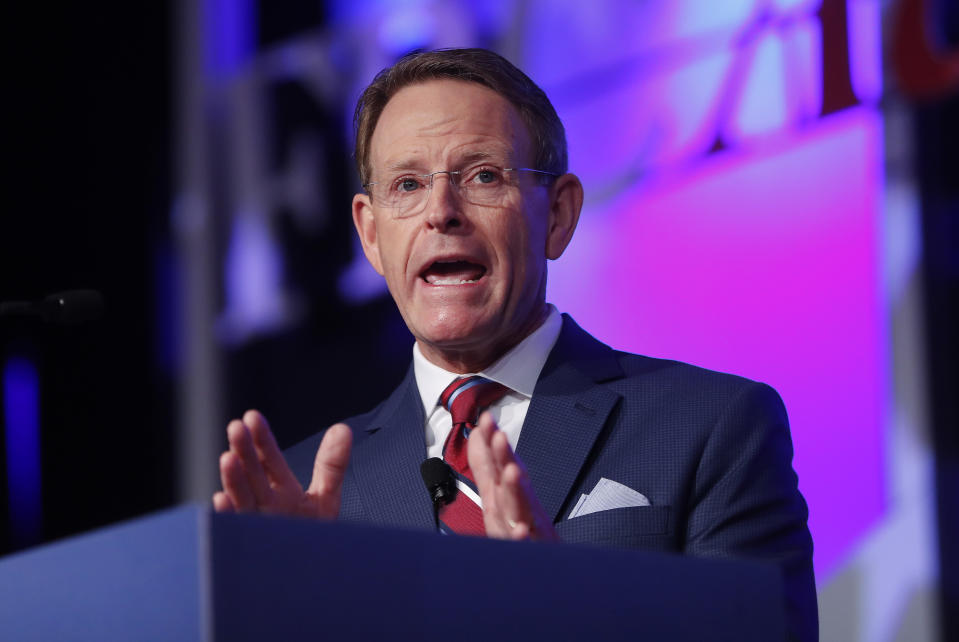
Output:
[420, 457, 457, 507]
[0, 290, 104, 325]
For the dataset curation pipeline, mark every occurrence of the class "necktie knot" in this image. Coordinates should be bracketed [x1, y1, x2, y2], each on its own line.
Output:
[440, 376, 510, 428]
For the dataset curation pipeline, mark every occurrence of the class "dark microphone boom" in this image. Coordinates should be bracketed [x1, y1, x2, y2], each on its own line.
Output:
[0, 290, 104, 325]
[420, 457, 457, 507]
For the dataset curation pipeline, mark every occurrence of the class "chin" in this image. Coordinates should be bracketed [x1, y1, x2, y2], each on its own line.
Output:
[414, 314, 497, 352]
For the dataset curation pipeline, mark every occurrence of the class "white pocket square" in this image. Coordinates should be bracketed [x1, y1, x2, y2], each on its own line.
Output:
[569, 477, 650, 518]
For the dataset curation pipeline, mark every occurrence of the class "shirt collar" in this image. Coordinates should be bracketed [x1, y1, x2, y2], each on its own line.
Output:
[412, 304, 563, 417]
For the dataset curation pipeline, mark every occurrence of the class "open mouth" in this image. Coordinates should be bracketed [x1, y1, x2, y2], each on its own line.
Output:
[421, 259, 487, 285]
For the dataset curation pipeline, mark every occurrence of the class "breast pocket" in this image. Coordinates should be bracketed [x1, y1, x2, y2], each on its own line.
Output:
[554, 505, 674, 551]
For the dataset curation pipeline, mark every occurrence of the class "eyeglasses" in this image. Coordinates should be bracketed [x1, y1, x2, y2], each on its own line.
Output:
[363, 166, 558, 218]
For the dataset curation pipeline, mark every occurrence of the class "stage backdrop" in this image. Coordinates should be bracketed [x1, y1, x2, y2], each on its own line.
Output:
[169, 1, 937, 640]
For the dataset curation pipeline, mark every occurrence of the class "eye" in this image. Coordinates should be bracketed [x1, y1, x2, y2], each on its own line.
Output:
[470, 167, 503, 185]
[393, 176, 423, 193]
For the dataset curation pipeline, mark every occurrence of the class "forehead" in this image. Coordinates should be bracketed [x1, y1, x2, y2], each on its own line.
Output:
[370, 79, 532, 170]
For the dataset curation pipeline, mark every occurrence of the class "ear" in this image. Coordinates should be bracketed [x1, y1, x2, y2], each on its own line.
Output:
[545, 173, 584, 260]
[352, 193, 385, 276]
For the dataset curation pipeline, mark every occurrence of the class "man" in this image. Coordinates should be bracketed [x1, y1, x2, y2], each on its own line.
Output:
[213, 48, 817, 640]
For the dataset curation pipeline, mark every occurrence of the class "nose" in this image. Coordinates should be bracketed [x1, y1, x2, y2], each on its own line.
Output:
[424, 171, 463, 231]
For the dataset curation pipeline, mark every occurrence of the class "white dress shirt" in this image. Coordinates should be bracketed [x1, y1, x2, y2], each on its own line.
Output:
[413, 305, 563, 459]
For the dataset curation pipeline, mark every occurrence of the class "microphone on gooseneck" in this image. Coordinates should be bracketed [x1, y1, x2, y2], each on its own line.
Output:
[420, 457, 457, 507]
[0, 290, 104, 325]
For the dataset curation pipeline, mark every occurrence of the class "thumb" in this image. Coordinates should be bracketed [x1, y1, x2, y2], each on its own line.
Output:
[308, 423, 352, 501]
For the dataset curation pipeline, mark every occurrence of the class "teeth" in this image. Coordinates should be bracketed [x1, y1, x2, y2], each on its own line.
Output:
[430, 278, 478, 285]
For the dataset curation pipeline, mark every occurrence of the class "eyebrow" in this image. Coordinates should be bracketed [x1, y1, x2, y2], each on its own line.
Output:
[384, 159, 427, 173]
[383, 149, 512, 173]
[457, 150, 500, 164]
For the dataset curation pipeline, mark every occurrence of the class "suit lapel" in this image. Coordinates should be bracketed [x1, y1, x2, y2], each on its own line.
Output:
[350, 367, 437, 531]
[350, 315, 622, 529]
[515, 316, 624, 522]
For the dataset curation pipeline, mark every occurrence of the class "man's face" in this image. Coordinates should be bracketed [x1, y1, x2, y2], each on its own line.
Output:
[352, 79, 577, 371]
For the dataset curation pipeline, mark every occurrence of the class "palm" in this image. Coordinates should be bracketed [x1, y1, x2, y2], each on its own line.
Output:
[213, 411, 351, 520]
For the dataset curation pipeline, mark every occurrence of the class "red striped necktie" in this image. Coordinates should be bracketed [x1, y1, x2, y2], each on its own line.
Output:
[437, 375, 510, 535]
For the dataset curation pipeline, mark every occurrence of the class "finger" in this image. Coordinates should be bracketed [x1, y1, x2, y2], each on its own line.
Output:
[474, 409, 499, 437]
[307, 423, 352, 515]
[212, 491, 235, 513]
[244, 410, 300, 489]
[500, 461, 559, 542]
[499, 460, 532, 538]
[219, 450, 257, 512]
[491, 429, 530, 534]
[227, 419, 273, 506]
[468, 412, 500, 495]
[490, 428, 516, 473]
[470, 413, 514, 538]
[509, 521, 531, 540]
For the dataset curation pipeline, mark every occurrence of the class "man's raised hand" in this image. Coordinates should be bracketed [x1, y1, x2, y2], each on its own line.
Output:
[213, 410, 352, 520]
[467, 411, 559, 542]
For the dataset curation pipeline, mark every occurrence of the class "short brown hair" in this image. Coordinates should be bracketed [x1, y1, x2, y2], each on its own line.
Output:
[353, 48, 568, 186]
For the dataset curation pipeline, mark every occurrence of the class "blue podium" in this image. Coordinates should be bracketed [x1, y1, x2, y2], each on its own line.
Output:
[0, 505, 784, 640]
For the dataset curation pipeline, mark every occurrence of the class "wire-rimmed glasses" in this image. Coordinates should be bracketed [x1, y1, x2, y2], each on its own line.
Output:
[363, 166, 558, 218]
